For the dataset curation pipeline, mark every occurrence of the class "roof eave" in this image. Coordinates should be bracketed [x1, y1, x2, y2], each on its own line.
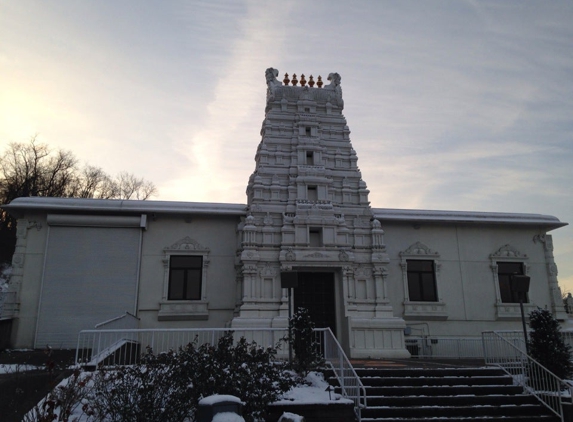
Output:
[372, 208, 568, 231]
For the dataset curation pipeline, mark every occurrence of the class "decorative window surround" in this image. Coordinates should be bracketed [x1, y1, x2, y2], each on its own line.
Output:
[489, 244, 529, 321]
[399, 241, 447, 320]
[158, 236, 210, 321]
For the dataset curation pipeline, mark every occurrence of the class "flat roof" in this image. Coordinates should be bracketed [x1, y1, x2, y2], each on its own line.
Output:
[373, 208, 567, 230]
[3, 197, 567, 230]
[3, 197, 247, 216]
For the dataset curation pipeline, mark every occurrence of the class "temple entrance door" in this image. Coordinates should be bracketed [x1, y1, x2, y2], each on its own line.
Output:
[294, 272, 336, 335]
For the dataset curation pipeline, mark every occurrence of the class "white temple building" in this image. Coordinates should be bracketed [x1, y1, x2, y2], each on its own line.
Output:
[2, 68, 568, 358]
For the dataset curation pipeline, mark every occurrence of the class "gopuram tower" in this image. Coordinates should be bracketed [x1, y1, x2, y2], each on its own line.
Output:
[232, 68, 409, 358]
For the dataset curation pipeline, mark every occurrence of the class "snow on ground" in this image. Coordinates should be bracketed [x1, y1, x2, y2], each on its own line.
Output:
[278, 412, 305, 422]
[277, 372, 353, 405]
[0, 363, 40, 374]
[25, 370, 345, 421]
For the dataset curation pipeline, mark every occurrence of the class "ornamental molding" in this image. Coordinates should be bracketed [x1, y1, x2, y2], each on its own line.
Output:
[533, 234, 553, 251]
[400, 241, 439, 257]
[164, 236, 210, 253]
[490, 244, 527, 259]
[304, 252, 326, 258]
[285, 248, 296, 261]
[260, 263, 277, 277]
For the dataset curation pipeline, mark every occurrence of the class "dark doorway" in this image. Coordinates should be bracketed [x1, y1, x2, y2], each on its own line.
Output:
[294, 272, 336, 334]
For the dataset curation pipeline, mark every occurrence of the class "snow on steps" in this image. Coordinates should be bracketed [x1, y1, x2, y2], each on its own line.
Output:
[328, 366, 560, 422]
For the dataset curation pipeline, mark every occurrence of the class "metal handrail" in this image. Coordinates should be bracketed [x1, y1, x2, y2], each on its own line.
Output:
[482, 330, 572, 421]
[94, 311, 140, 329]
[315, 328, 367, 420]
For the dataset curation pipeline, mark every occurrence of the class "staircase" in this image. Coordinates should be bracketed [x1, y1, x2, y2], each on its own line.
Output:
[337, 363, 561, 421]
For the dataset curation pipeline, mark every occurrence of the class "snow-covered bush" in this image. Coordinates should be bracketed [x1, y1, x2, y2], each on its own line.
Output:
[528, 307, 573, 380]
[174, 332, 297, 422]
[23, 333, 298, 421]
[22, 370, 92, 422]
[86, 352, 192, 422]
[288, 308, 325, 376]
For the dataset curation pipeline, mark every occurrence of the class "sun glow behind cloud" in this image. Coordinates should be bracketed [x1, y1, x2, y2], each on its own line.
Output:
[160, 1, 295, 203]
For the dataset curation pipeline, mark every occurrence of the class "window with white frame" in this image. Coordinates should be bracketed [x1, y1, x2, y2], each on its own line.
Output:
[158, 236, 210, 321]
[399, 241, 447, 320]
[168, 256, 203, 300]
[497, 261, 527, 304]
[489, 244, 531, 320]
[406, 259, 438, 302]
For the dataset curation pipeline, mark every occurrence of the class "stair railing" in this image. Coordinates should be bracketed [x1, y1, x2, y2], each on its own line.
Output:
[314, 328, 367, 421]
[94, 311, 140, 330]
[483, 330, 572, 421]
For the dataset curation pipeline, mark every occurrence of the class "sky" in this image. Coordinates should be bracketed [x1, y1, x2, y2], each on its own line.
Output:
[1, 1, 572, 292]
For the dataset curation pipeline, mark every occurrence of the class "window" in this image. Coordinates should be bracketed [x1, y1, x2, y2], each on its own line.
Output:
[305, 127, 311, 136]
[168, 255, 203, 300]
[406, 260, 438, 302]
[498, 262, 527, 303]
[306, 151, 314, 165]
[399, 242, 446, 320]
[307, 186, 318, 201]
[309, 227, 322, 247]
[489, 244, 531, 320]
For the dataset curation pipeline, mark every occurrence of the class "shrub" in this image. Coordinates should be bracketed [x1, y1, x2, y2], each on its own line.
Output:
[528, 307, 573, 379]
[22, 369, 92, 422]
[288, 308, 325, 376]
[174, 333, 296, 422]
[87, 352, 192, 422]
[24, 333, 297, 422]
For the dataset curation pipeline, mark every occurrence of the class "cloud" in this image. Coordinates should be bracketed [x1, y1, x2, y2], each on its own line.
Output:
[160, 1, 296, 202]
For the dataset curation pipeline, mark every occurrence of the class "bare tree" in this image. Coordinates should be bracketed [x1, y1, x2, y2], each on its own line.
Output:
[0, 137, 158, 264]
[0, 138, 77, 199]
[115, 172, 157, 200]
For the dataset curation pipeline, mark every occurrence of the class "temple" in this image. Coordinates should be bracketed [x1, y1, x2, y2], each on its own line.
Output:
[2, 68, 568, 358]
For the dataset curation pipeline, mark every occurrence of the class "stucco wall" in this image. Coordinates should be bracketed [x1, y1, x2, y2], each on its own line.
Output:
[382, 221, 554, 336]
[137, 214, 240, 328]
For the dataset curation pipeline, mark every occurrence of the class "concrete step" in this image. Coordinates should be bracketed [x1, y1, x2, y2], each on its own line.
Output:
[342, 365, 560, 422]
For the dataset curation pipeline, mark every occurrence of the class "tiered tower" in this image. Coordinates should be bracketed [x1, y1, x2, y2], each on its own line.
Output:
[232, 68, 409, 358]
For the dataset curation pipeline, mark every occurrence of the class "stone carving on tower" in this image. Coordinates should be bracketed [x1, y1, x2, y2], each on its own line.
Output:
[232, 67, 409, 359]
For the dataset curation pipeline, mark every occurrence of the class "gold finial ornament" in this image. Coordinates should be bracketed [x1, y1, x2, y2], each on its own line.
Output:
[300, 74, 307, 86]
[291, 73, 298, 86]
[283, 73, 290, 85]
[317, 75, 323, 88]
[308, 75, 315, 87]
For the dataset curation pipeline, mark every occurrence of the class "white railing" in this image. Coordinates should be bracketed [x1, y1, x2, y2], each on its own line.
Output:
[404, 336, 485, 359]
[482, 331, 572, 421]
[490, 330, 573, 354]
[314, 328, 367, 420]
[75, 328, 286, 367]
[95, 311, 140, 330]
[0, 291, 17, 320]
[75, 327, 365, 420]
